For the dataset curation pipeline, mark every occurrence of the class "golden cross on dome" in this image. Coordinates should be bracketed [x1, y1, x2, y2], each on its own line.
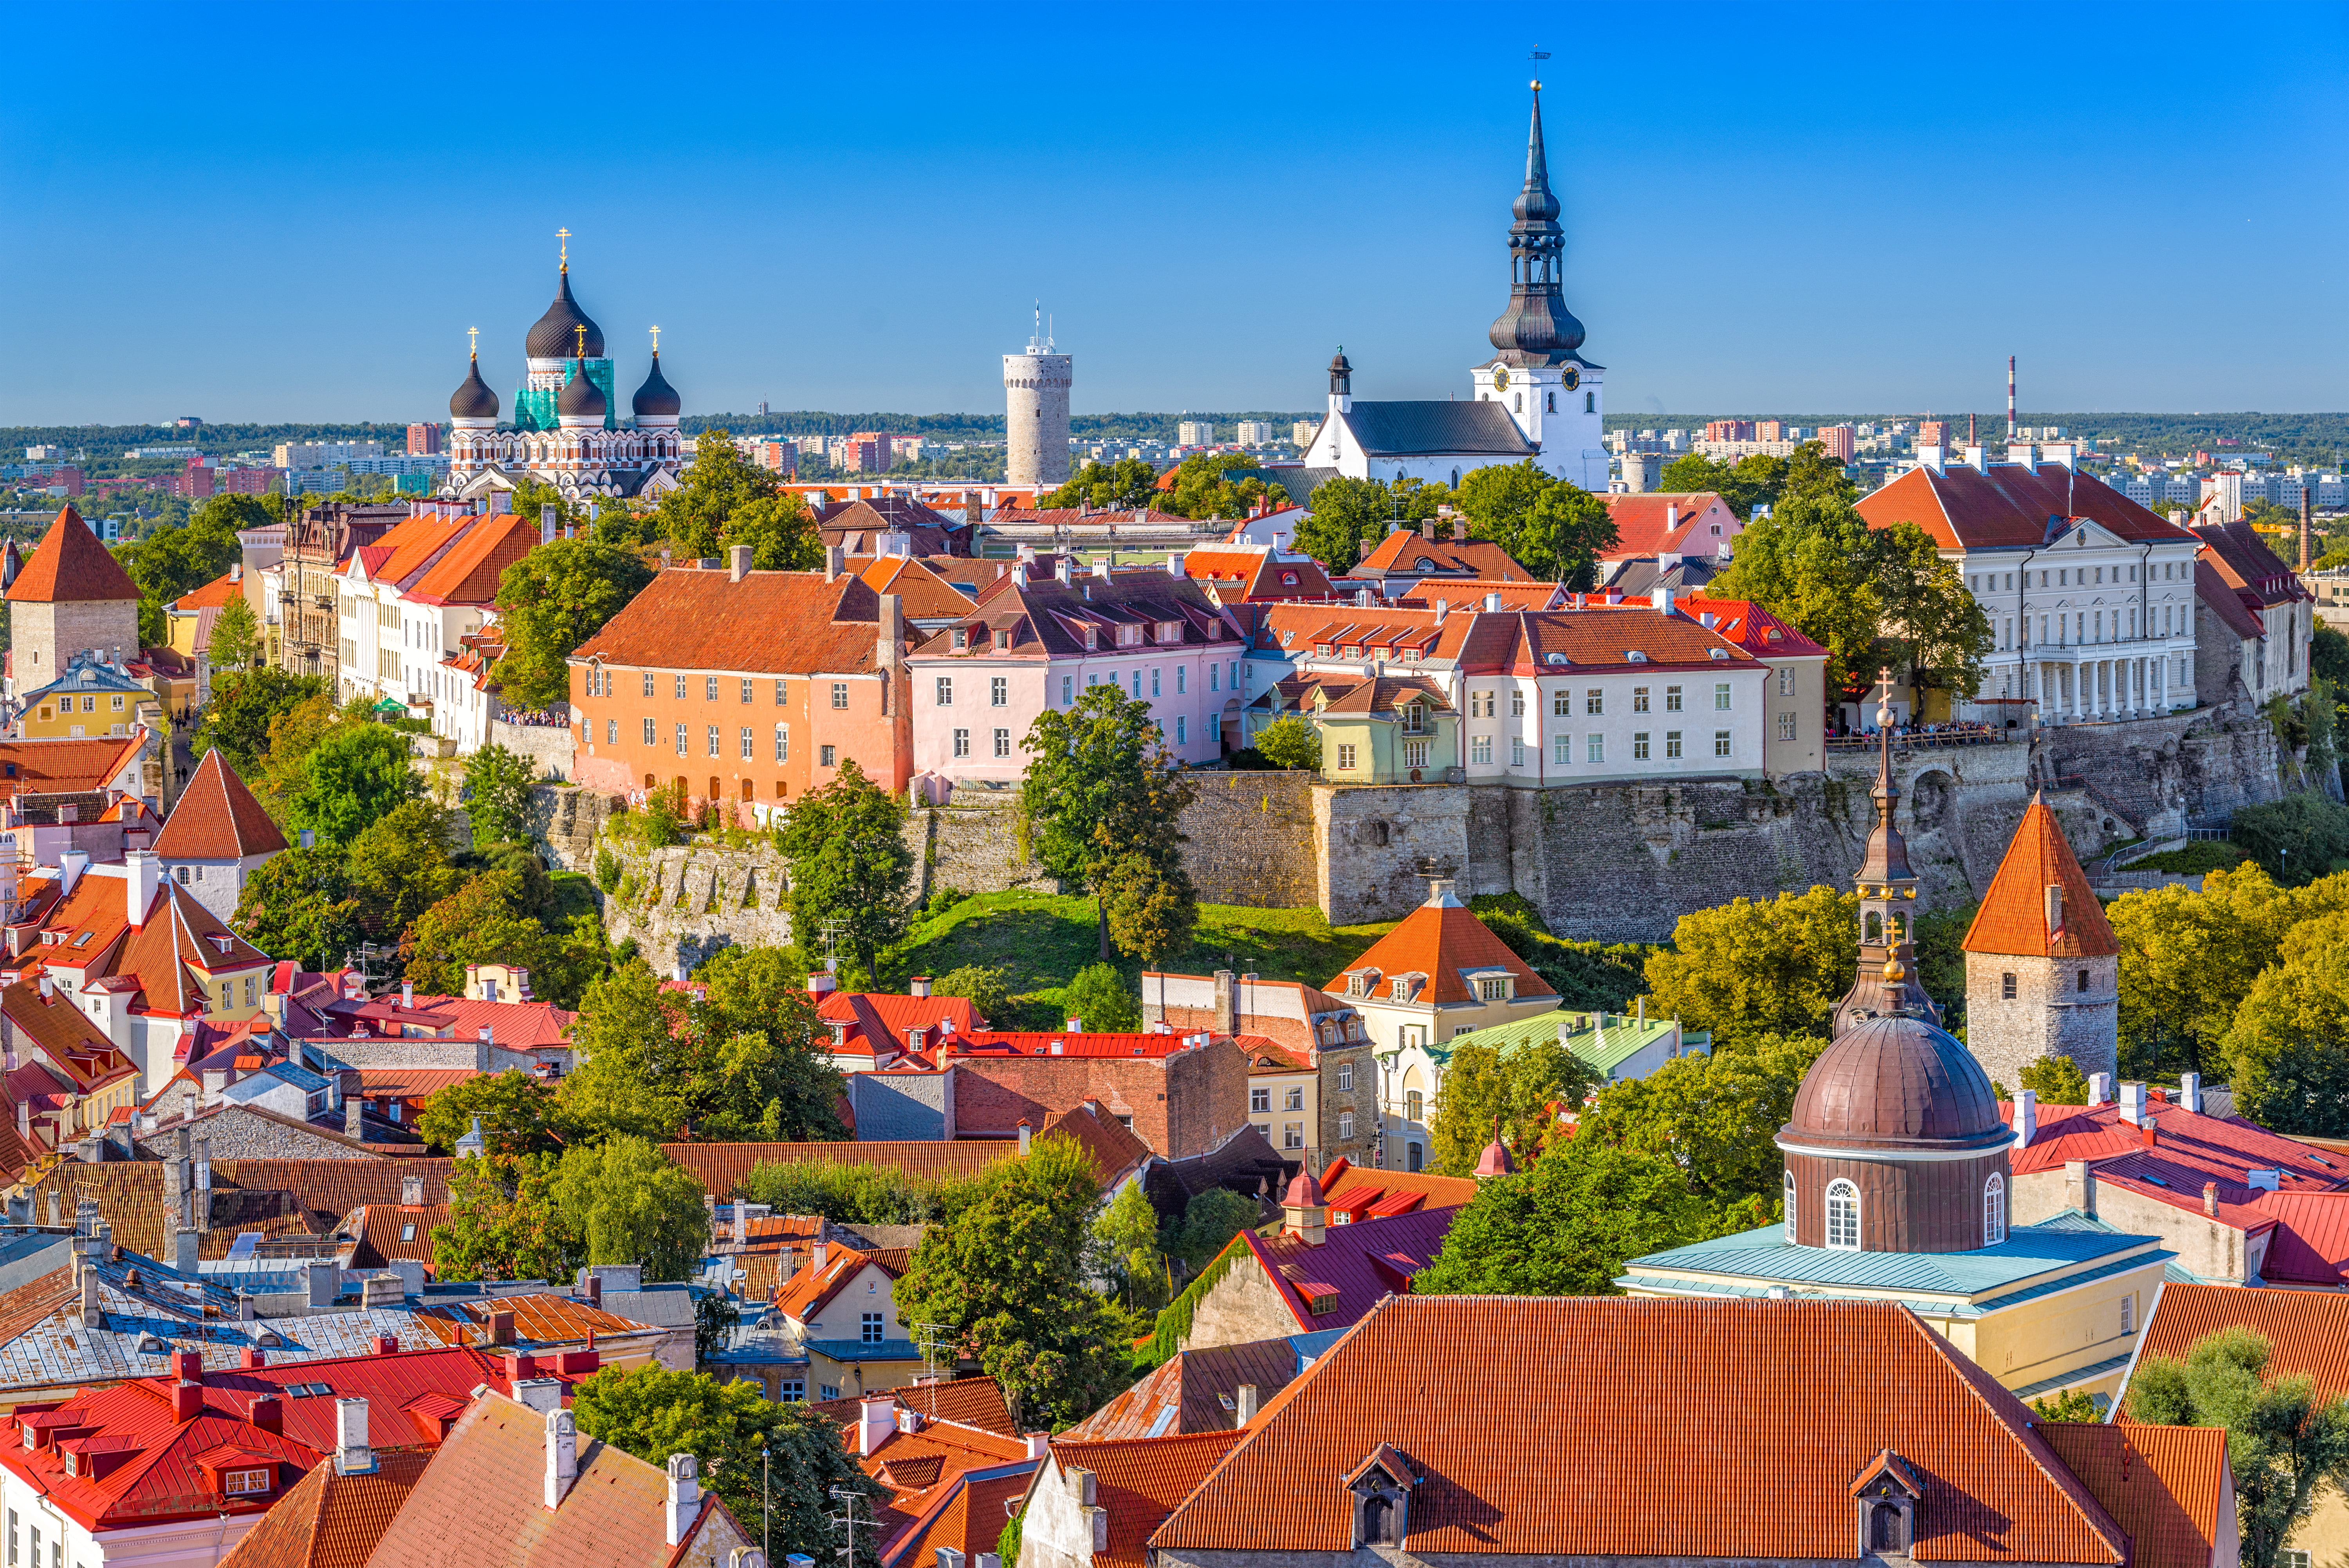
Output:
[649, 325, 661, 353]
[574, 324, 587, 358]
[557, 227, 571, 269]
[1875, 666, 1894, 727]
[467, 326, 478, 358]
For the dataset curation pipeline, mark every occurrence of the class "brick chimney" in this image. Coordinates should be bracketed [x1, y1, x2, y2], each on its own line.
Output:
[663, 1454, 702, 1545]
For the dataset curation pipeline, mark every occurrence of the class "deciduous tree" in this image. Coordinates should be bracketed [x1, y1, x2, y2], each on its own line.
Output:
[1642, 886, 1857, 1051]
[1251, 714, 1321, 771]
[195, 668, 330, 777]
[491, 537, 656, 710]
[287, 724, 424, 846]
[1413, 1137, 1718, 1296]
[562, 958, 694, 1140]
[432, 1154, 575, 1283]
[463, 743, 538, 847]
[1020, 683, 1198, 958]
[417, 1069, 564, 1159]
[207, 595, 260, 671]
[1291, 476, 1391, 570]
[1038, 459, 1158, 512]
[1097, 850, 1197, 965]
[1707, 497, 1884, 694]
[1062, 961, 1140, 1032]
[1570, 1033, 1822, 1207]
[1426, 1036, 1600, 1178]
[773, 758, 914, 982]
[552, 1135, 710, 1281]
[231, 846, 361, 970]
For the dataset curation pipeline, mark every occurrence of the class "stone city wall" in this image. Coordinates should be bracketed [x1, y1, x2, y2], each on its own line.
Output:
[490, 720, 577, 783]
[600, 840, 795, 979]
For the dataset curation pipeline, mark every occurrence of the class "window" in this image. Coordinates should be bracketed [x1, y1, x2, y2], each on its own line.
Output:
[1337, 1061, 1353, 1090]
[740, 678, 752, 704]
[642, 672, 655, 698]
[1584, 390, 1595, 413]
[1510, 689, 1525, 718]
[1714, 730, 1731, 758]
[1404, 739, 1429, 769]
[1339, 1111, 1355, 1140]
[1510, 736, 1525, 766]
[1478, 977, 1508, 1001]
[819, 1385, 840, 1402]
[1335, 743, 1357, 770]
[674, 723, 687, 756]
[1284, 1121, 1304, 1150]
[1061, 675, 1073, 705]
[1209, 664, 1219, 691]
[1714, 682, 1731, 711]
[775, 678, 787, 706]
[775, 724, 789, 761]
[2002, 971, 2016, 1000]
[606, 719, 617, 745]
[1547, 391, 1556, 413]
[989, 676, 1007, 707]
[1584, 689, 1603, 715]
[1825, 1178, 1860, 1250]
[1784, 1171, 1797, 1241]
[993, 728, 1011, 758]
[1665, 684, 1683, 711]
[110, 695, 123, 712]
[1632, 686, 1650, 713]
[175, 866, 188, 884]
[1471, 735, 1492, 764]
[1150, 668, 1161, 697]
[2078, 969, 2091, 993]
[1633, 732, 1650, 760]
[1408, 1142, 1423, 1172]
[1552, 689, 1571, 716]
[860, 1312, 885, 1344]
[1131, 669, 1142, 697]
[643, 717, 656, 745]
[1176, 715, 1188, 745]
[1553, 734, 1571, 764]
[673, 675, 687, 700]
[935, 677, 953, 706]
[1665, 731, 1682, 758]
[1285, 1087, 1305, 1112]
[1777, 711, 1796, 740]
[776, 1379, 805, 1402]
[1251, 1087, 1271, 1113]
[1777, 666, 1794, 696]
[706, 725, 720, 757]
[831, 683, 848, 709]
[1586, 734, 1604, 763]
[1176, 666, 1187, 695]
[953, 728, 970, 758]
[819, 745, 837, 767]
[224, 1469, 272, 1496]
[1984, 1172, 2006, 1245]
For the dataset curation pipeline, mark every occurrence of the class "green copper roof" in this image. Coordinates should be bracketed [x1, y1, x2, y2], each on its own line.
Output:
[1621, 1220, 2165, 1302]
[1402, 1006, 1687, 1077]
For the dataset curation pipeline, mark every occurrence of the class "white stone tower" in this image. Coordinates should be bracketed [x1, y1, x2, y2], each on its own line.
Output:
[1960, 793, 2120, 1094]
[1003, 308, 1071, 487]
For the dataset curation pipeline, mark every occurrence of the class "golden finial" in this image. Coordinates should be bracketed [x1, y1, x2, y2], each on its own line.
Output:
[649, 325, 661, 354]
[557, 227, 571, 271]
[574, 324, 586, 359]
[1530, 78, 1542, 92]
[467, 326, 479, 359]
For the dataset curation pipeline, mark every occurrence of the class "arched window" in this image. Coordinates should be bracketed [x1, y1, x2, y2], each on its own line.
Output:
[1584, 391, 1595, 413]
[1546, 392, 1556, 413]
[1825, 1179, 1860, 1250]
[1865, 911, 1883, 943]
[1984, 1172, 2007, 1245]
[1784, 1170, 1797, 1241]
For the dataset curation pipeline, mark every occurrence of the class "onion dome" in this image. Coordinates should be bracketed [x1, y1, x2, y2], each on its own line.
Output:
[525, 267, 604, 361]
[631, 350, 681, 419]
[1487, 83, 1585, 364]
[448, 352, 499, 421]
[1783, 1013, 2009, 1157]
[556, 357, 607, 421]
[1281, 1168, 1324, 1208]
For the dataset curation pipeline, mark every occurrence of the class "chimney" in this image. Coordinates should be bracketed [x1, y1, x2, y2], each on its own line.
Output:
[729, 545, 753, 582]
[585, 1271, 603, 1309]
[2141, 1116, 2158, 1148]
[488, 1308, 516, 1346]
[2203, 1182, 2220, 1217]
[336, 1398, 375, 1474]
[2088, 1072, 2110, 1106]
[1025, 1431, 1051, 1461]
[539, 504, 557, 547]
[1234, 1384, 1258, 1423]
[513, 1378, 564, 1415]
[908, 974, 931, 999]
[2180, 1072, 2203, 1115]
[1657, 586, 1675, 618]
[542, 1408, 576, 1507]
[824, 544, 845, 581]
[344, 1088, 363, 1139]
[2064, 1159, 2096, 1218]
[878, 593, 904, 676]
[1916, 444, 1946, 475]
[401, 982, 413, 1009]
[124, 849, 159, 924]
[2119, 1080, 2147, 1127]
[1017, 1121, 1032, 1155]
[242, 1346, 266, 1370]
[2014, 1089, 2036, 1149]
[730, 1198, 747, 1244]
[664, 1455, 702, 1546]
[857, 1397, 895, 1458]
[897, 1407, 922, 1435]
[250, 1393, 281, 1434]
[59, 848, 87, 895]
[173, 1379, 202, 1420]
[811, 1241, 828, 1272]
[1213, 969, 1238, 1036]
[78, 1259, 99, 1324]
[402, 1174, 424, 1207]
[475, 1030, 492, 1072]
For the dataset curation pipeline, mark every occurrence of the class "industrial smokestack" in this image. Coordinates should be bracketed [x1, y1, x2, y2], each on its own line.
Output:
[2008, 355, 2017, 442]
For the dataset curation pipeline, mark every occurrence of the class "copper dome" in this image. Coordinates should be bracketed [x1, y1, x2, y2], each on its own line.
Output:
[1781, 1016, 2008, 1155]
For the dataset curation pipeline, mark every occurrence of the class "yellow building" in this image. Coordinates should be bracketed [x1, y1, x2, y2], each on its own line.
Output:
[16, 651, 157, 739]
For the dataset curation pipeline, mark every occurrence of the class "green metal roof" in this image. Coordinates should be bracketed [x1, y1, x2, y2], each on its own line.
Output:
[1622, 1220, 2164, 1301]
[1408, 1006, 1687, 1077]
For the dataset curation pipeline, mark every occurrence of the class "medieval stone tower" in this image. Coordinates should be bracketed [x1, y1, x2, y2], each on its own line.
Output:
[1960, 794, 2120, 1095]
[1003, 310, 1071, 488]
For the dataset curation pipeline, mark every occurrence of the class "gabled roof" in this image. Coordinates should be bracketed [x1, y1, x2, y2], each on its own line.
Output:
[1062, 1338, 1297, 1440]
[2039, 1423, 2233, 1568]
[1048, 1430, 1244, 1568]
[2191, 520, 2308, 609]
[817, 989, 984, 1057]
[2133, 1282, 2349, 1403]
[1961, 797, 2117, 957]
[1499, 604, 1761, 673]
[570, 567, 888, 675]
[1317, 1157, 1478, 1214]
[215, 1449, 432, 1568]
[852, 555, 981, 620]
[808, 1375, 1015, 1436]
[155, 749, 288, 861]
[6, 506, 140, 603]
[1339, 401, 1533, 458]
[1600, 491, 1739, 559]
[1180, 547, 1334, 602]
[1671, 594, 1829, 659]
[774, 1243, 909, 1326]
[1155, 1295, 2131, 1563]
[170, 572, 247, 613]
[2195, 565, 2268, 642]
[0, 734, 148, 802]
[1351, 530, 1535, 581]
[1327, 885, 1556, 1007]
[1229, 1204, 1458, 1334]
[1855, 461, 2196, 552]
[404, 514, 538, 606]
[883, 1464, 1033, 1568]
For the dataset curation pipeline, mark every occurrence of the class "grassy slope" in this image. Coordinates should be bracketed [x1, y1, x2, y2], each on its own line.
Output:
[893, 889, 1395, 1009]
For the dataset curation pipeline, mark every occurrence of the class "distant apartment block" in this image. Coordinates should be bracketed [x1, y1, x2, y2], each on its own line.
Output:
[1178, 420, 1216, 447]
[1236, 421, 1275, 447]
[1918, 420, 1950, 448]
[1291, 420, 1319, 447]
[407, 423, 443, 456]
[1703, 419, 1755, 443]
[1818, 424, 1857, 461]
[274, 440, 384, 468]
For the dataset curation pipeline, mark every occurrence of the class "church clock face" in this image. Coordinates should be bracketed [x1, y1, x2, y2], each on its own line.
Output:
[1490, 365, 1510, 392]
[1561, 365, 1581, 391]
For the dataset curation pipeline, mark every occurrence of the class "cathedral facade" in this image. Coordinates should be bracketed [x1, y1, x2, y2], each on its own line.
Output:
[443, 253, 686, 503]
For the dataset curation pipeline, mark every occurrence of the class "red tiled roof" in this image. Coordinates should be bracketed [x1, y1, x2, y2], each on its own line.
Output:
[941, 1030, 1224, 1061]
[215, 1449, 432, 1568]
[806, 1376, 1014, 1436]
[1156, 1296, 2129, 1563]
[411, 1293, 649, 1350]
[853, 556, 980, 621]
[1328, 891, 1556, 1007]
[1671, 594, 1829, 659]
[571, 568, 889, 676]
[1062, 1338, 1297, 1441]
[363, 1391, 747, 1568]
[2248, 1192, 2349, 1285]
[0, 734, 147, 802]
[1600, 492, 1738, 560]
[2133, 1283, 2349, 1404]
[817, 989, 985, 1057]
[774, 1243, 908, 1326]
[1961, 798, 2117, 957]
[1499, 604, 1762, 673]
[172, 572, 247, 613]
[348, 1205, 451, 1272]
[1051, 1430, 1244, 1568]
[1855, 462, 2195, 552]
[2039, 1424, 2232, 1568]
[1317, 1158, 1478, 1215]
[1351, 532, 1534, 581]
[2191, 520, 2308, 609]
[6, 506, 141, 603]
[154, 749, 288, 860]
[2194, 565, 2267, 642]
[1230, 1205, 1457, 1335]
[405, 515, 536, 606]
[1180, 547, 1334, 602]
[659, 1140, 1015, 1198]
[885, 1466, 1032, 1568]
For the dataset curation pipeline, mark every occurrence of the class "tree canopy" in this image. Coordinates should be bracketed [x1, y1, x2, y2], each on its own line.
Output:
[1155, 453, 1288, 521]
[1642, 886, 1857, 1050]
[194, 668, 330, 778]
[1425, 1036, 1600, 1178]
[772, 758, 914, 982]
[231, 845, 361, 970]
[1290, 476, 1391, 570]
[1020, 682, 1198, 959]
[551, 1135, 710, 1281]
[491, 537, 657, 711]
[463, 743, 538, 847]
[1037, 459, 1158, 512]
[286, 724, 424, 846]
[1451, 461, 1617, 586]
[1413, 1136, 1719, 1297]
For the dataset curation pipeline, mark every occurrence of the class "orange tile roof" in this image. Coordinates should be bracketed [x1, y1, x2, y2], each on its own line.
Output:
[405, 514, 536, 606]
[852, 556, 980, 620]
[1156, 1295, 2129, 1562]
[1062, 1339, 1295, 1441]
[1855, 462, 2194, 552]
[6, 506, 140, 603]
[172, 572, 247, 613]
[0, 734, 147, 802]
[411, 1294, 651, 1350]
[774, 1243, 907, 1326]
[1352, 531, 1534, 581]
[2131, 1282, 2349, 1404]
[659, 1140, 1016, 1198]
[1050, 1430, 1244, 1568]
[1600, 491, 1738, 559]
[1671, 594, 1830, 659]
[1961, 796, 2117, 957]
[2041, 1423, 2232, 1568]
[1326, 890, 1556, 1007]
[1180, 547, 1335, 602]
[886, 1467, 1032, 1568]
[573, 567, 890, 675]
[154, 749, 288, 860]
[215, 1449, 433, 1568]
[808, 1376, 1015, 1435]
[348, 1205, 451, 1272]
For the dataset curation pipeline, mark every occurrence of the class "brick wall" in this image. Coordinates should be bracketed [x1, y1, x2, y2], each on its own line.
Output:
[947, 1037, 1245, 1159]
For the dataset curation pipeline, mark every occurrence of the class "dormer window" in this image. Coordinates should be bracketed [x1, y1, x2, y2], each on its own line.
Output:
[1850, 1451, 1921, 1559]
[951, 628, 969, 651]
[1345, 1445, 1416, 1548]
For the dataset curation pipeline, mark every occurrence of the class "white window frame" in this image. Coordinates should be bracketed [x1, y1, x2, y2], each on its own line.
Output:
[1825, 1178, 1860, 1250]
[1984, 1171, 2007, 1246]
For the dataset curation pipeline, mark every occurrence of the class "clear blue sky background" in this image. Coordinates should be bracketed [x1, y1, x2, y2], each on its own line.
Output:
[3, 2, 2342, 426]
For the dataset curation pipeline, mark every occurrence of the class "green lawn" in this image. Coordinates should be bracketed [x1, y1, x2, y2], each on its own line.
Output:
[892, 890, 1394, 1013]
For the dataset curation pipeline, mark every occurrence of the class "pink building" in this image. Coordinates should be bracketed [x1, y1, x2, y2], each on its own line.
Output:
[904, 563, 1240, 794]
[408, 422, 443, 456]
[1819, 424, 1856, 461]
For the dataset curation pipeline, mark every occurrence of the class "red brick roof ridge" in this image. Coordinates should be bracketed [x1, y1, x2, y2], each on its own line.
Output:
[154, 749, 289, 860]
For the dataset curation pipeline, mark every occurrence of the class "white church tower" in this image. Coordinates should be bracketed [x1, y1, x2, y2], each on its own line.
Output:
[1468, 81, 1606, 491]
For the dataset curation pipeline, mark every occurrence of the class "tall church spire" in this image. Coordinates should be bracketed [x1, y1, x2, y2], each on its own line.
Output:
[1833, 671, 1941, 1037]
[1488, 81, 1584, 366]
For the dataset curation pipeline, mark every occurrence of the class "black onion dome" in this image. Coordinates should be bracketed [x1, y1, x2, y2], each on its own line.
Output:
[525, 269, 604, 360]
[1782, 1016, 2009, 1154]
[556, 358, 608, 419]
[448, 354, 499, 420]
[631, 351, 680, 418]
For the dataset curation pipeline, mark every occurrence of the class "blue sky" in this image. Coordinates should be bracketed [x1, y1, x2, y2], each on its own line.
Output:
[2, 2, 2342, 425]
